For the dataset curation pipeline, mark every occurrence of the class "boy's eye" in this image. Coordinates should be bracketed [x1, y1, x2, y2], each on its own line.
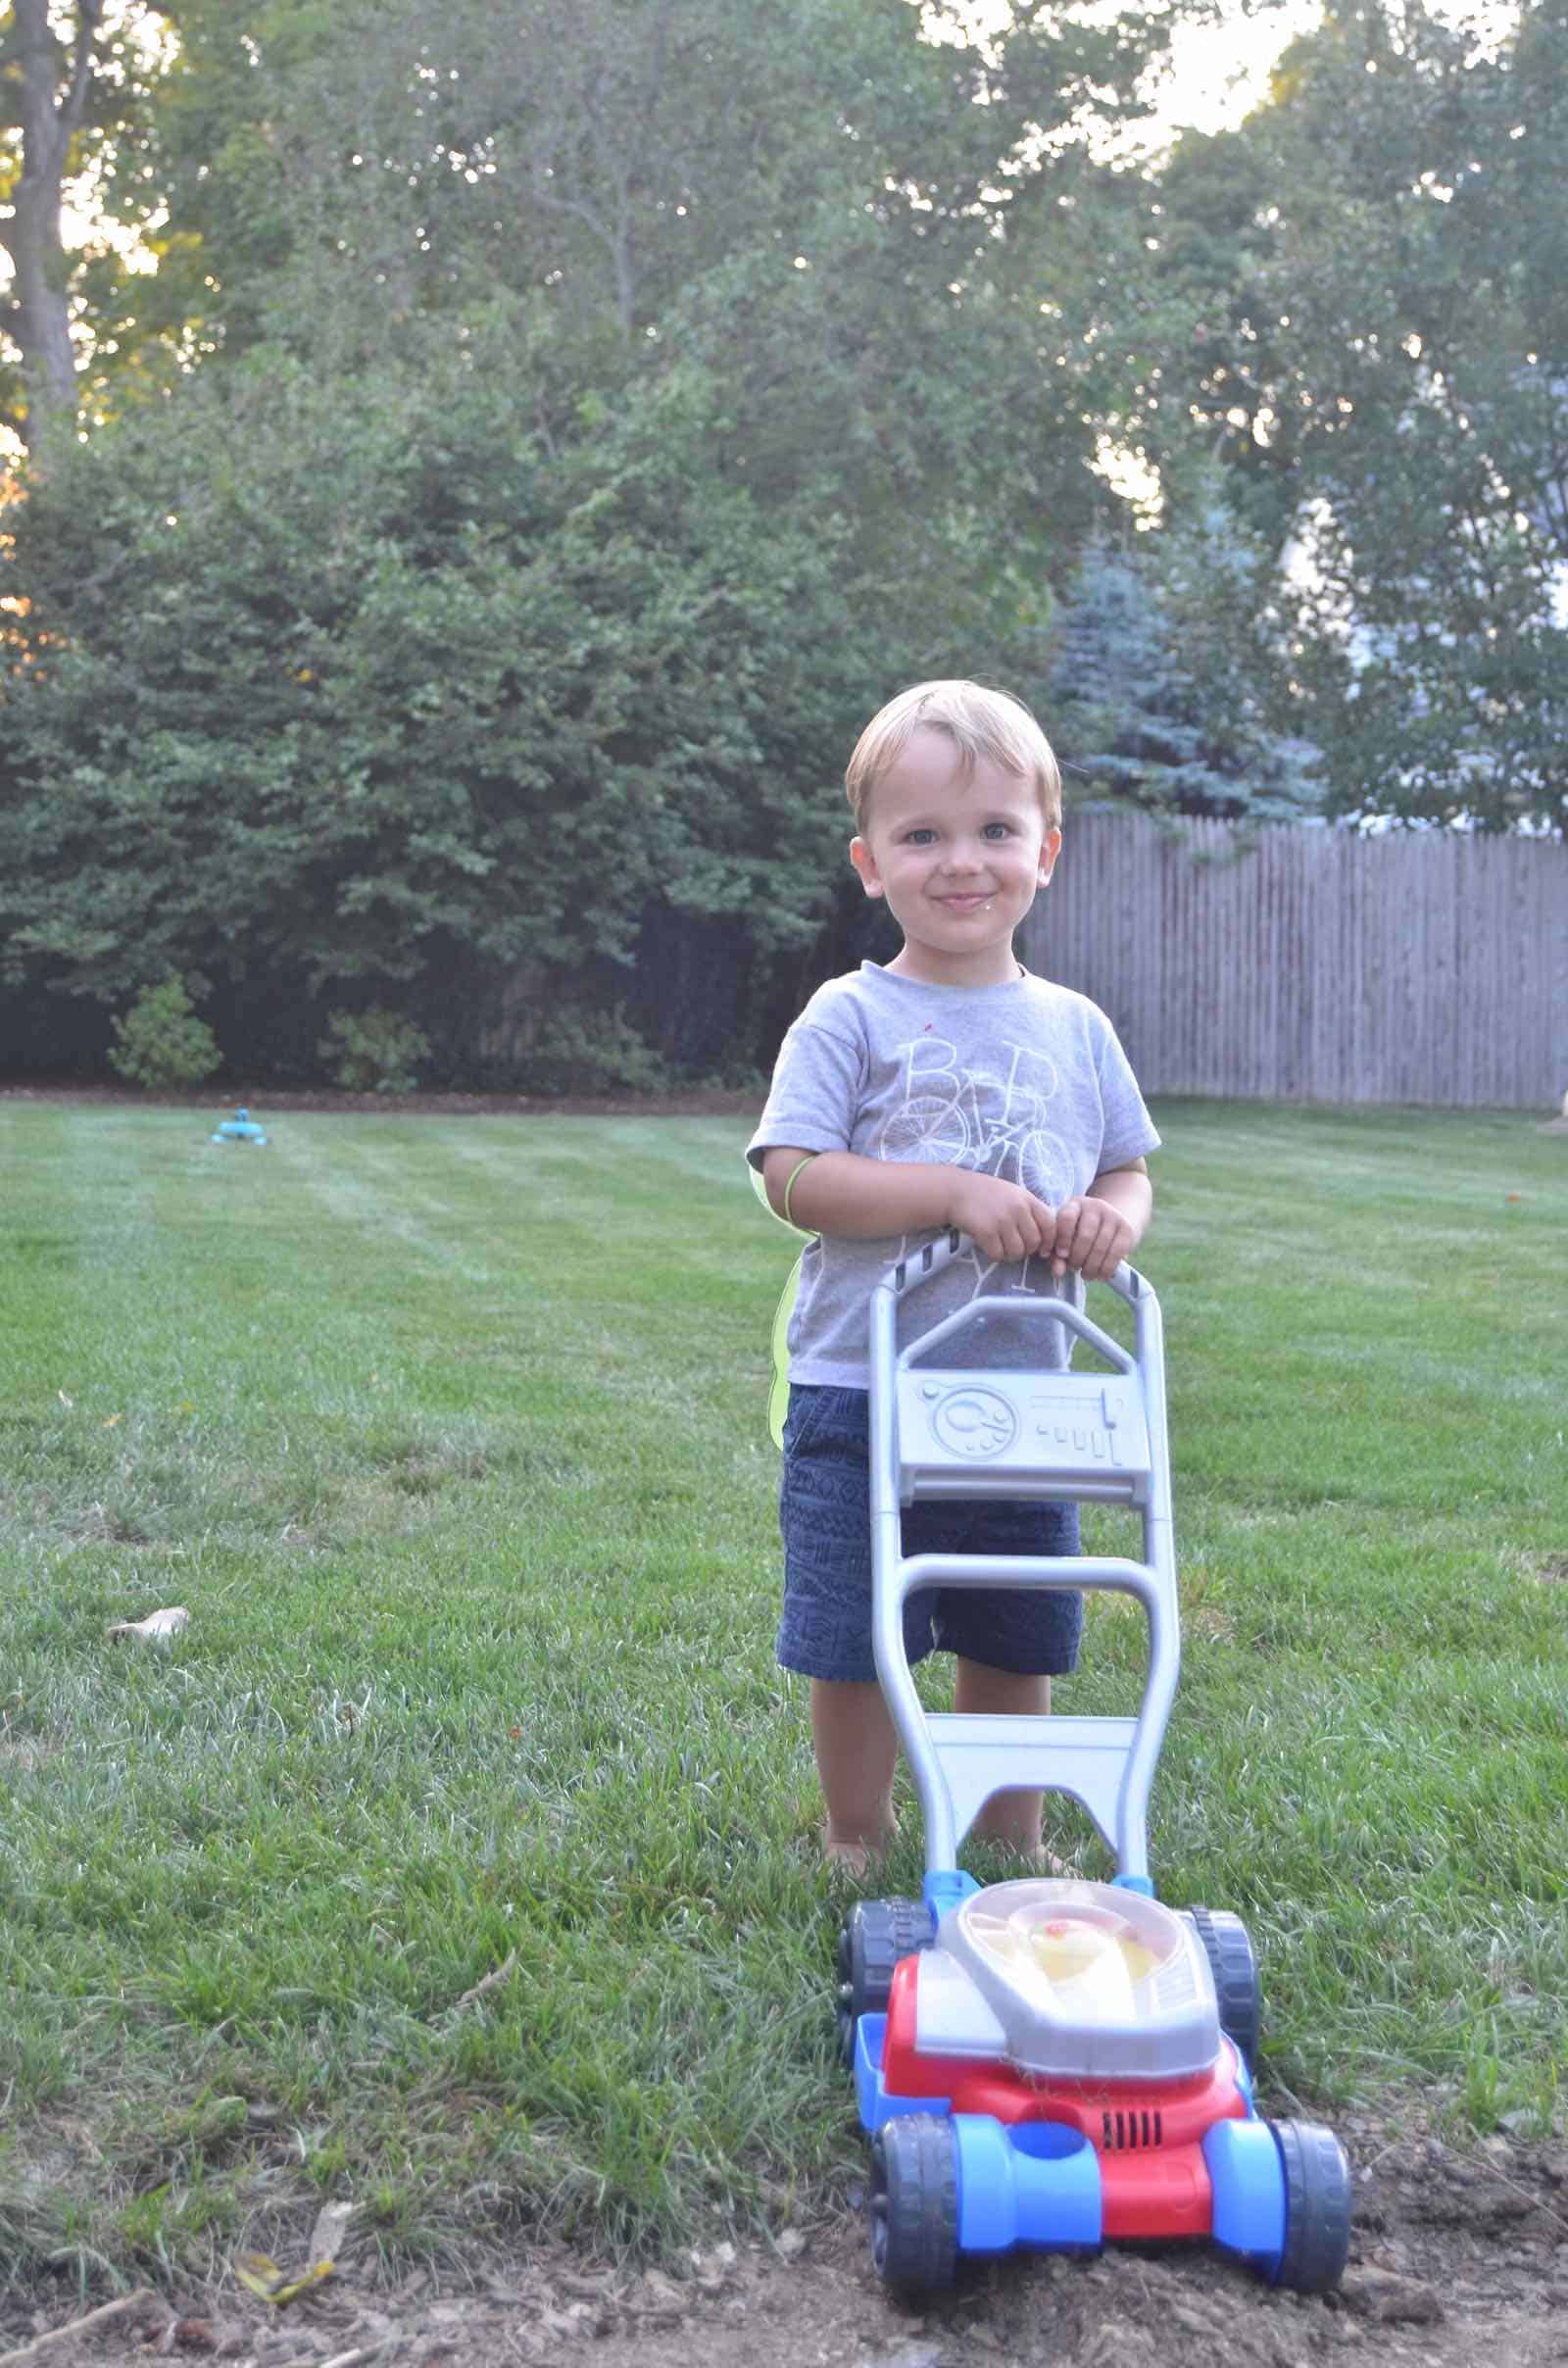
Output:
[981, 821, 1013, 840]
[905, 827, 938, 846]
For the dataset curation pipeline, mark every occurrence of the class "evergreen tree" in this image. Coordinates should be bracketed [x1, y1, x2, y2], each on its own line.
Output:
[1045, 517, 1321, 820]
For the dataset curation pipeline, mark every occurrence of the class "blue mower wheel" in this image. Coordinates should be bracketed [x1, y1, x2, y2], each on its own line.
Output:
[1270, 2118, 1352, 2293]
[869, 2115, 958, 2294]
[837, 1897, 934, 2070]
[1187, 1906, 1262, 2072]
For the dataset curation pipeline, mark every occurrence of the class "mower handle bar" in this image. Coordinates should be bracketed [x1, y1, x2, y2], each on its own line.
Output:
[879, 1226, 1142, 1307]
[868, 1232, 1174, 1880]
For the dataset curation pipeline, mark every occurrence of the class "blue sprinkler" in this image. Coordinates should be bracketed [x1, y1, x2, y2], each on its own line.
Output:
[211, 1106, 269, 1146]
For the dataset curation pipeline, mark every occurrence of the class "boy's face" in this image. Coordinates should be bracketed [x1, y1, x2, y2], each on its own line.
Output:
[850, 726, 1060, 986]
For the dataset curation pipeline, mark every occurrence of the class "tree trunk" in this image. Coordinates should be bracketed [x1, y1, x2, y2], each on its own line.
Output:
[2, 0, 100, 465]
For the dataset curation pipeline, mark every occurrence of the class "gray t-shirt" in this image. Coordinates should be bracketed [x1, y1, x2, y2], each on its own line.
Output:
[747, 962, 1159, 1389]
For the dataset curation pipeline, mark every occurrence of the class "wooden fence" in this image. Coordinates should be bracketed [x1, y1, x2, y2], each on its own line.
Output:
[1020, 814, 1568, 1110]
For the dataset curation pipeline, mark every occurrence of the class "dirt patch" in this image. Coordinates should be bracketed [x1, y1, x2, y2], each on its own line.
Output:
[8, 2117, 1566, 2368]
[0, 1083, 758, 1120]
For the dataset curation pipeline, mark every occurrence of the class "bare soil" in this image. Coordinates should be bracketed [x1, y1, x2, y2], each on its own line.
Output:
[0, 1084, 759, 1120]
[7, 2116, 1567, 2368]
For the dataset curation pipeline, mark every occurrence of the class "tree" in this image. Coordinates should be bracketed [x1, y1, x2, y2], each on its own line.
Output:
[1146, 0, 1568, 829]
[0, 332, 893, 1072]
[1271, 1, 1568, 828]
[1, 0, 103, 461]
[0, 1, 207, 455]
[1045, 508, 1321, 820]
[130, 0, 1186, 555]
[1138, 123, 1301, 548]
[2, 0, 1219, 1081]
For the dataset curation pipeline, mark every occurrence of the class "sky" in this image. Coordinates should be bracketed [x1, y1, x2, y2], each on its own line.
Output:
[1097, 0, 1514, 141]
[956, 0, 1511, 143]
[941, 0, 1327, 138]
[1152, 0, 1323, 135]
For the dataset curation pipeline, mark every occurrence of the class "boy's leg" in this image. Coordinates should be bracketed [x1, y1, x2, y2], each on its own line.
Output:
[810, 1677, 899, 1867]
[955, 1659, 1051, 1854]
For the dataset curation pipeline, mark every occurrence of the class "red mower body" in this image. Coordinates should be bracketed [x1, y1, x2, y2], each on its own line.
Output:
[878, 1951, 1250, 2242]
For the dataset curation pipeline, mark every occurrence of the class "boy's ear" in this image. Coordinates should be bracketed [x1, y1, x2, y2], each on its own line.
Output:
[849, 835, 885, 899]
[1038, 827, 1062, 887]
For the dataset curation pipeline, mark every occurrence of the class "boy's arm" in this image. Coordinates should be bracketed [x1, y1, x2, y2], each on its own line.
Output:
[760, 1147, 1057, 1266]
[760, 1148, 1152, 1279]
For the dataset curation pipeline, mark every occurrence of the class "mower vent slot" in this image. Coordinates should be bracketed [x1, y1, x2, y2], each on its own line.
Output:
[1101, 2109, 1162, 2151]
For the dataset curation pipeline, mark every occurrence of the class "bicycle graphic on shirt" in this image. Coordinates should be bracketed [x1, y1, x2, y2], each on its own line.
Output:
[877, 1038, 1075, 1297]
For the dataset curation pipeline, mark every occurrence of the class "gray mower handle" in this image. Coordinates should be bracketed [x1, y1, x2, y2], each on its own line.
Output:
[884, 1226, 1140, 1305]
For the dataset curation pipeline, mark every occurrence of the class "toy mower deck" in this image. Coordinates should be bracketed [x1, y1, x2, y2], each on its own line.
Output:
[836, 1238, 1350, 2295]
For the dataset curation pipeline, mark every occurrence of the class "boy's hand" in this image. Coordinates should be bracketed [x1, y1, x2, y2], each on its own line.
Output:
[945, 1171, 1056, 1264]
[1046, 1194, 1136, 1282]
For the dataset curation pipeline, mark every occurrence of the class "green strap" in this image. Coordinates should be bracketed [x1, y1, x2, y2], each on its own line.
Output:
[766, 1256, 803, 1449]
[748, 1162, 814, 1450]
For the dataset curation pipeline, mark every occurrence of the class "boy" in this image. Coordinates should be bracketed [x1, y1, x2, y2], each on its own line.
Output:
[747, 679, 1158, 1872]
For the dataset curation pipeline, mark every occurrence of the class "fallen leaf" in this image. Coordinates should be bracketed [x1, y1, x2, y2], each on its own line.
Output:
[106, 1606, 190, 1641]
[103, 1413, 122, 1428]
[233, 2250, 334, 2307]
[307, 2197, 360, 2269]
[58, 1390, 74, 1407]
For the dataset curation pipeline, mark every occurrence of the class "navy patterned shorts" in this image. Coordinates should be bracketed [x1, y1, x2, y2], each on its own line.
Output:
[778, 1384, 1083, 1684]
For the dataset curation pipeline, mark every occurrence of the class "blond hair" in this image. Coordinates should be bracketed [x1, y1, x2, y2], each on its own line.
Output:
[845, 679, 1062, 833]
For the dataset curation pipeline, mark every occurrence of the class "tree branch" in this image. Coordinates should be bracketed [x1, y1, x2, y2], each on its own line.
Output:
[61, 0, 104, 151]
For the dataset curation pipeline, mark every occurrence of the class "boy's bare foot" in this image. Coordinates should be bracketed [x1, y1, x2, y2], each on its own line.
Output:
[821, 1821, 897, 1879]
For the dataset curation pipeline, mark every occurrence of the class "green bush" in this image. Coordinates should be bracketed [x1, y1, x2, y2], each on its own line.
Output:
[496, 1005, 670, 1097]
[108, 976, 222, 1092]
[318, 1009, 431, 1095]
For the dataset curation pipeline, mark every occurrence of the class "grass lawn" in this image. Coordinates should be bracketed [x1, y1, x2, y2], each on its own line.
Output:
[0, 1098, 1563, 2287]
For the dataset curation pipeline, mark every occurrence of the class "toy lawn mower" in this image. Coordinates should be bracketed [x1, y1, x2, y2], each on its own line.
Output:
[836, 1235, 1350, 2296]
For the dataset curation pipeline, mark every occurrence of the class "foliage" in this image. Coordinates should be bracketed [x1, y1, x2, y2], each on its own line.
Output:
[5, 0, 1566, 1095]
[1, 0, 1194, 1083]
[486, 1000, 670, 1097]
[0, 340, 885, 1059]
[107, 972, 220, 1089]
[1045, 518, 1322, 820]
[0, 2, 184, 455]
[1146, 0, 1568, 831]
[318, 1007, 431, 1095]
